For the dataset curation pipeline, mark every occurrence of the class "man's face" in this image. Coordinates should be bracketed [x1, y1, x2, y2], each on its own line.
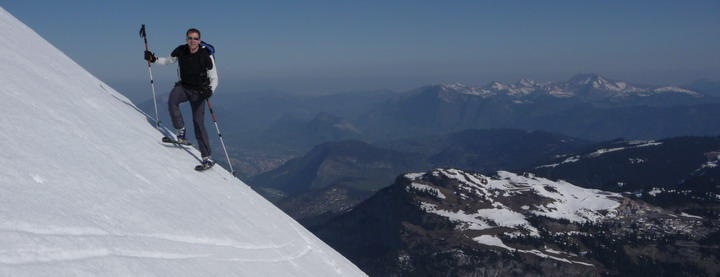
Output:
[186, 32, 201, 49]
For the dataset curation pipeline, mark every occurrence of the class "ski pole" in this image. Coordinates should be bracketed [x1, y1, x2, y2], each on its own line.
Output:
[206, 99, 237, 176]
[139, 24, 161, 128]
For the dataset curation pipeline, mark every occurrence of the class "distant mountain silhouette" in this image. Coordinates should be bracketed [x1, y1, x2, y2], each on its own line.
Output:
[251, 140, 428, 194]
[529, 136, 720, 193]
[358, 74, 720, 140]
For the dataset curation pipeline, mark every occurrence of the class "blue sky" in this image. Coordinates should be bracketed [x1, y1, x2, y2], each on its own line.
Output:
[3, 1, 719, 102]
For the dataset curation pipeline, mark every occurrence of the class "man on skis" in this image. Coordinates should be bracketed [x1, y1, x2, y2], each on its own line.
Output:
[144, 28, 218, 170]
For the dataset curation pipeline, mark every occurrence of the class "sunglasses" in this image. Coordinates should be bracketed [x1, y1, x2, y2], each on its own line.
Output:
[186, 36, 200, 41]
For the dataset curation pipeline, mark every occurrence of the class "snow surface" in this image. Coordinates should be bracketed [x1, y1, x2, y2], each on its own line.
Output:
[494, 171, 621, 223]
[407, 169, 621, 266]
[421, 203, 539, 234]
[451, 169, 620, 223]
[0, 7, 364, 276]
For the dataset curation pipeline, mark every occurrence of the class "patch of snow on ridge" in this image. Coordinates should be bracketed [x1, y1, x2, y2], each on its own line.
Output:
[703, 160, 718, 169]
[648, 188, 663, 196]
[474, 235, 513, 251]
[409, 183, 446, 199]
[589, 146, 627, 157]
[419, 203, 538, 235]
[634, 141, 663, 148]
[404, 172, 424, 180]
[654, 86, 702, 96]
[536, 155, 580, 168]
[441, 83, 495, 97]
[474, 235, 594, 266]
[548, 88, 574, 97]
[490, 81, 508, 91]
[589, 141, 662, 157]
[629, 158, 647, 164]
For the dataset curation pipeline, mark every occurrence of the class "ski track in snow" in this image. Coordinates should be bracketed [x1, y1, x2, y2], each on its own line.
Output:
[0, 222, 311, 266]
[288, 221, 346, 275]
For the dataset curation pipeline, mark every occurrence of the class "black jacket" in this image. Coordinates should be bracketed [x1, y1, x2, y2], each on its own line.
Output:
[171, 45, 214, 90]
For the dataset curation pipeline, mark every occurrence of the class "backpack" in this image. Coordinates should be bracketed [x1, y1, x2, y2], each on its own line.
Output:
[200, 41, 215, 56]
[199, 42, 216, 90]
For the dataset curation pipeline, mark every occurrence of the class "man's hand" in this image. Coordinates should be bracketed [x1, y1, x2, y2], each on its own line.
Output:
[200, 86, 213, 99]
[144, 51, 157, 63]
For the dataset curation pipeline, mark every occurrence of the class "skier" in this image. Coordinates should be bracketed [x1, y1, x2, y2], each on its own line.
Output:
[144, 28, 218, 170]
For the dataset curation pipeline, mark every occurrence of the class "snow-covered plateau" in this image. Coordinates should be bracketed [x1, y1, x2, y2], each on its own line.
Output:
[406, 169, 623, 237]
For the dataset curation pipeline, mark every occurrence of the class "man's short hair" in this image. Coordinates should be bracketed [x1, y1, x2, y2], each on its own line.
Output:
[186, 28, 201, 38]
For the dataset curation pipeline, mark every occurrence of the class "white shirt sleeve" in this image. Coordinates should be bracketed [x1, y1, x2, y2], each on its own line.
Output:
[154, 56, 178, 65]
[207, 55, 218, 92]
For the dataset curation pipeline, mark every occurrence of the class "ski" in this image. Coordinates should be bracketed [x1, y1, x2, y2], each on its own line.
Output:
[162, 136, 192, 146]
[195, 163, 214, 172]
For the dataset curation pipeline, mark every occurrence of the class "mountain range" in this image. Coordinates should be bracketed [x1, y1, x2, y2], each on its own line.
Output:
[439, 73, 702, 101]
[265, 134, 720, 276]
[139, 73, 720, 179]
[250, 129, 592, 213]
[359, 74, 720, 140]
[251, 140, 428, 197]
[312, 168, 720, 276]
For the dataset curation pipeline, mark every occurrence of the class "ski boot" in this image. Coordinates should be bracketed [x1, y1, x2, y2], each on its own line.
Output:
[176, 128, 189, 145]
[195, 157, 215, 171]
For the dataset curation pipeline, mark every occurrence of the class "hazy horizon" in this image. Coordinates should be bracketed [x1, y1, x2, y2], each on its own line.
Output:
[3, 1, 719, 103]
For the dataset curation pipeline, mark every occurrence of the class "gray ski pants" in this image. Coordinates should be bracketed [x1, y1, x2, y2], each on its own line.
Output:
[168, 85, 211, 158]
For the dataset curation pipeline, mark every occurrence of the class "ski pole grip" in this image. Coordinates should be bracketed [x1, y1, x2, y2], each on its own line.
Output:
[140, 24, 151, 66]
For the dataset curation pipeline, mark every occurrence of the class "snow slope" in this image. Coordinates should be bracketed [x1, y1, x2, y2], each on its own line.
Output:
[0, 7, 365, 277]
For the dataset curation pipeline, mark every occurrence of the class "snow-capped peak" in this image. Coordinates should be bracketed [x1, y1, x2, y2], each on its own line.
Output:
[517, 78, 537, 87]
[568, 73, 605, 86]
[566, 73, 650, 96]
[439, 82, 495, 97]
[432, 74, 702, 100]
[441, 82, 468, 91]
[490, 81, 509, 91]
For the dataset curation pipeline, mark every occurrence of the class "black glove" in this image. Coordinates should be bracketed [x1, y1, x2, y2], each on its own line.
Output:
[144, 50, 157, 63]
[200, 86, 213, 99]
